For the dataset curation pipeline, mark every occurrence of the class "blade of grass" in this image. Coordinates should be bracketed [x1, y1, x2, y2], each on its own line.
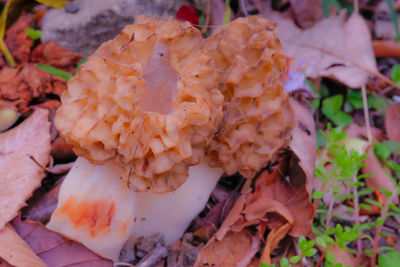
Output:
[36, 63, 72, 81]
[384, 0, 400, 42]
[224, 0, 231, 25]
[0, 0, 15, 67]
[35, 0, 67, 8]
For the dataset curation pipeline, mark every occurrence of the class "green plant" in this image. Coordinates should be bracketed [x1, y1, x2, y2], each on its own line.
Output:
[25, 28, 42, 40]
[385, 0, 400, 42]
[321, 95, 353, 127]
[36, 63, 72, 81]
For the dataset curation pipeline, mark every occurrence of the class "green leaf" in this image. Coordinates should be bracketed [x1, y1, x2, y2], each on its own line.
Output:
[36, 64, 72, 81]
[371, 96, 387, 113]
[378, 250, 400, 267]
[347, 91, 364, 109]
[391, 64, 400, 84]
[289, 255, 302, 264]
[279, 257, 290, 267]
[260, 262, 273, 267]
[317, 130, 327, 148]
[312, 190, 324, 199]
[330, 112, 353, 127]
[374, 142, 392, 161]
[35, 0, 67, 8]
[358, 187, 373, 196]
[315, 236, 327, 248]
[364, 198, 383, 209]
[322, 95, 343, 116]
[322, 95, 353, 127]
[304, 248, 317, 257]
[25, 28, 42, 40]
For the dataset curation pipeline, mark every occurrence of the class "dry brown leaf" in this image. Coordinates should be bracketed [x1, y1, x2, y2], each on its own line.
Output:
[12, 218, 113, 267]
[3, 14, 33, 65]
[329, 245, 357, 267]
[31, 42, 83, 73]
[289, 0, 322, 28]
[362, 146, 397, 203]
[0, 224, 47, 267]
[249, 153, 314, 237]
[0, 64, 67, 112]
[194, 230, 259, 267]
[263, 11, 377, 88]
[0, 109, 51, 229]
[260, 223, 291, 264]
[289, 99, 317, 196]
[385, 103, 400, 143]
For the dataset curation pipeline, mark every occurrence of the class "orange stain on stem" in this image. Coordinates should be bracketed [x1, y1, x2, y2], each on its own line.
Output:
[56, 196, 116, 238]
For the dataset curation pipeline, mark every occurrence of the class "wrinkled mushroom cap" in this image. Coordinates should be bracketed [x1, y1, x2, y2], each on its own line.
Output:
[204, 16, 294, 178]
[55, 16, 223, 193]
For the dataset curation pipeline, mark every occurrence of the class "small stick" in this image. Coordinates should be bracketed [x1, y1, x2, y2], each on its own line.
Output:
[361, 85, 372, 144]
[201, 0, 212, 34]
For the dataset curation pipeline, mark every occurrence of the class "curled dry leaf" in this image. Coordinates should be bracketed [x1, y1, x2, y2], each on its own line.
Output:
[328, 245, 357, 267]
[362, 146, 397, 204]
[194, 230, 260, 267]
[204, 99, 316, 264]
[12, 217, 112, 267]
[0, 224, 47, 267]
[0, 109, 51, 229]
[2, 14, 33, 65]
[31, 42, 83, 73]
[289, 0, 322, 28]
[0, 64, 66, 112]
[263, 10, 377, 88]
[385, 103, 400, 144]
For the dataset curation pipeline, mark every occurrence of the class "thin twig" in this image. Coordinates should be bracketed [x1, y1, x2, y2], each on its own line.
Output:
[352, 175, 362, 256]
[361, 85, 372, 144]
[201, 0, 212, 34]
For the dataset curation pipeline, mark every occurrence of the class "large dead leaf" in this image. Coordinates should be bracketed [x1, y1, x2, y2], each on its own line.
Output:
[0, 109, 51, 229]
[385, 103, 400, 144]
[12, 217, 112, 267]
[263, 11, 377, 88]
[289, 99, 317, 196]
[0, 224, 47, 267]
[205, 100, 316, 264]
[362, 146, 397, 203]
[194, 230, 259, 267]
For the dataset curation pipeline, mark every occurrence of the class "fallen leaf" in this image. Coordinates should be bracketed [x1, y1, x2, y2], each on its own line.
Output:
[194, 230, 259, 267]
[289, 99, 317, 196]
[362, 145, 397, 203]
[385, 103, 400, 143]
[0, 109, 51, 229]
[264, 10, 378, 88]
[0, 224, 47, 267]
[260, 223, 291, 264]
[23, 182, 61, 224]
[31, 42, 83, 73]
[12, 217, 113, 267]
[0, 64, 67, 112]
[329, 245, 357, 267]
[289, 0, 322, 28]
[3, 13, 33, 65]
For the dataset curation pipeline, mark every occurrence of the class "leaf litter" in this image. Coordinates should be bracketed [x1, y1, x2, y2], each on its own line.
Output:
[1, 1, 400, 266]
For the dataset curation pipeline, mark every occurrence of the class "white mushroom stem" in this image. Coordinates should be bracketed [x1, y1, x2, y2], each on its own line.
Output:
[46, 157, 223, 261]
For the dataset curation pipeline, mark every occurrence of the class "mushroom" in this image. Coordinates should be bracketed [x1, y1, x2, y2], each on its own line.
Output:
[47, 15, 293, 262]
